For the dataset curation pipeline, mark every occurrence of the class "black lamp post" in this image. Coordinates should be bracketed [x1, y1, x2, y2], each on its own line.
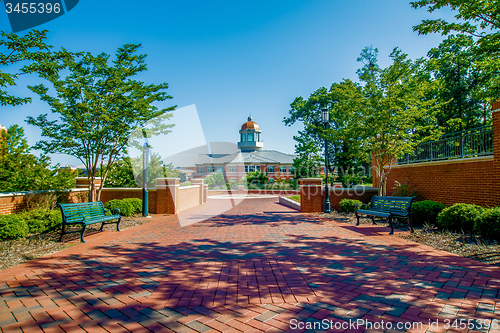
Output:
[322, 108, 331, 213]
[142, 142, 150, 217]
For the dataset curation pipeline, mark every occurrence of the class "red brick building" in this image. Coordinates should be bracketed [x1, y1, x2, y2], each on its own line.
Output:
[190, 117, 296, 182]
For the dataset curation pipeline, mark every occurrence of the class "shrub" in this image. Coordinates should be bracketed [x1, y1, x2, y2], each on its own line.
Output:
[339, 199, 362, 212]
[105, 198, 142, 216]
[19, 209, 62, 234]
[411, 200, 445, 227]
[474, 207, 500, 241]
[437, 203, 484, 233]
[0, 215, 29, 240]
[122, 198, 142, 215]
[391, 180, 423, 200]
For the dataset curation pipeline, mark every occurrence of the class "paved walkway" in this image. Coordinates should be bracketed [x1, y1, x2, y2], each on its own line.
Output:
[1, 197, 500, 332]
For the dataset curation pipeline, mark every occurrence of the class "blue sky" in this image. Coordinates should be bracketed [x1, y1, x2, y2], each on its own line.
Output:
[0, 0, 452, 166]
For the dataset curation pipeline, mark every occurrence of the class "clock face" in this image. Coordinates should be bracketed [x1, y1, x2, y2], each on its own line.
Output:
[3, 0, 80, 33]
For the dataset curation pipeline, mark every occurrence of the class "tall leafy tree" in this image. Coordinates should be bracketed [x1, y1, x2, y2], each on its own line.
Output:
[426, 34, 491, 132]
[356, 47, 442, 195]
[27, 44, 175, 201]
[284, 80, 366, 183]
[411, 0, 500, 98]
[0, 125, 76, 192]
[1, 29, 69, 106]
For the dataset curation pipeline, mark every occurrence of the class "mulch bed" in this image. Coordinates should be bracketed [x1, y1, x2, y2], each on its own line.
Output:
[319, 211, 500, 267]
[0, 216, 154, 271]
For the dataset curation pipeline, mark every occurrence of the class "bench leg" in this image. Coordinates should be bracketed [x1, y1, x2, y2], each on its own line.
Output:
[408, 216, 414, 233]
[388, 217, 394, 235]
[355, 212, 360, 226]
[116, 217, 121, 231]
[59, 224, 66, 242]
[371, 216, 376, 225]
[80, 224, 87, 243]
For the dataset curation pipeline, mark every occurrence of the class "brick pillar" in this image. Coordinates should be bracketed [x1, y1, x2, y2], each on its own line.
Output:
[492, 100, 500, 206]
[156, 178, 179, 214]
[300, 178, 322, 213]
[191, 179, 204, 204]
[75, 177, 101, 201]
[238, 185, 246, 195]
[203, 185, 208, 203]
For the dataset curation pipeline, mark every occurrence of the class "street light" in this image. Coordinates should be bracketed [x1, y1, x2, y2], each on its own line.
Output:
[322, 108, 331, 213]
[142, 141, 150, 217]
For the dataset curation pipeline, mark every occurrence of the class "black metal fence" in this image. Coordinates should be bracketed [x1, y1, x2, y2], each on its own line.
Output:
[398, 125, 493, 165]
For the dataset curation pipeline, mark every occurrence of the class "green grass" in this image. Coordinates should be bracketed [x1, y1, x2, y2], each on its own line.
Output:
[287, 195, 300, 203]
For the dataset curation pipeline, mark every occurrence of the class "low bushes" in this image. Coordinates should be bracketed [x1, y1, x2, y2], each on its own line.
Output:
[474, 208, 500, 240]
[339, 199, 362, 212]
[0, 209, 62, 240]
[411, 200, 445, 226]
[105, 198, 142, 216]
[437, 203, 485, 233]
[0, 215, 29, 240]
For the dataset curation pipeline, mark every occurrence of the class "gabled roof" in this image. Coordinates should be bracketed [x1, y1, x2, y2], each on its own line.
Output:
[195, 150, 296, 165]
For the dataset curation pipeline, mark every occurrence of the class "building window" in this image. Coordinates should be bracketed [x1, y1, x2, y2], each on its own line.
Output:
[245, 165, 260, 173]
[242, 133, 246, 142]
[231, 178, 236, 181]
[229, 166, 237, 173]
[248, 133, 254, 141]
[207, 166, 215, 173]
[268, 165, 275, 173]
[280, 166, 287, 173]
[197, 167, 204, 174]
[216, 166, 223, 173]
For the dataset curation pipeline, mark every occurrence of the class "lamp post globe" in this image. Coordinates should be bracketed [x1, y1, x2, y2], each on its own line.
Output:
[322, 108, 331, 213]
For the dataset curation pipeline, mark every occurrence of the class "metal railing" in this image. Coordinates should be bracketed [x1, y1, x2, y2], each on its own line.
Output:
[398, 125, 493, 165]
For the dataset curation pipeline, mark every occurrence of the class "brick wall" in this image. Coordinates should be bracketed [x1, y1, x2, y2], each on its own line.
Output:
[0, 178, 204, 215]
[0, 189, 88, 215]
[372, 105, 500, 207]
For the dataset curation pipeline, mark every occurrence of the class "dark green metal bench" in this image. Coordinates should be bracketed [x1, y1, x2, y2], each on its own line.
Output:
[57, 201, 121, 243]
[355, 196, 415, 235]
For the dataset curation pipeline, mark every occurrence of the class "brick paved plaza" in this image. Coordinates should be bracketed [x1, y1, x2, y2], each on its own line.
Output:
[1, 197, 500, 332]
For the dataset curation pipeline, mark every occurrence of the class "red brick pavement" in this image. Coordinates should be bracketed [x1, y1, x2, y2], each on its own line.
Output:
[1, 197, 500, 332]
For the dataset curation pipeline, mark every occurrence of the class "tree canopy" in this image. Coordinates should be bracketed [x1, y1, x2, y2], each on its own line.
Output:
[0, 125, 76, 192]
[26, 44, 175, 201]
[0, 29, 69, 106]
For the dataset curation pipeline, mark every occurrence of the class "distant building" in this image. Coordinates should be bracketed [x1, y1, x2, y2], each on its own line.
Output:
[189, 116, 296, 182]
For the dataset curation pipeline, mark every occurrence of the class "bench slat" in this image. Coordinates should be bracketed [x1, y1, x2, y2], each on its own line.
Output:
[355, 196, 414, 235]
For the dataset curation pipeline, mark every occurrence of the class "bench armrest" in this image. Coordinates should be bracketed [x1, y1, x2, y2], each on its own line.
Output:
[64, 213, 86, 224]
[354, 202, 364, 210]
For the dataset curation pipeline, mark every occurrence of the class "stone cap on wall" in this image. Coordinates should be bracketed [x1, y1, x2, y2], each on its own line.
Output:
[300, 178, 322, 186]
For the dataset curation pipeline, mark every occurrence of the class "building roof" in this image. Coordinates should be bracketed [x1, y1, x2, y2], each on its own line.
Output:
[195, 149, 296, 165]
[240, 116, 260, 131]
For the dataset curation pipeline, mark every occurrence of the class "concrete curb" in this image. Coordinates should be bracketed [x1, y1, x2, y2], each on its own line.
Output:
[279, 196, 300, 211]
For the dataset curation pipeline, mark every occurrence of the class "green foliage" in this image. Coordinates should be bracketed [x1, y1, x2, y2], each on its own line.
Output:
[339, 199, 362, 212]
[391, 180, 423, 200]
[474, 207, 500, 241]
[26, 44, 175, 202]
[0, 125, 77, 192]
[0, 215, 28, 240]
[122, 198, 142, 215]
[104, 198, 142, 216]
[18, 209, 61, 234]
[411, 0, 500, 97]
[246, 171, 269, 189]
[204, 173, 226, 189]
[105, 155, 180, 188]
[437, 203, 485, 233]
[0, 29, 70, 106]
[288, 195, 300, 203]
[426, 34, 491, 132]
[411, 200, 445, 226]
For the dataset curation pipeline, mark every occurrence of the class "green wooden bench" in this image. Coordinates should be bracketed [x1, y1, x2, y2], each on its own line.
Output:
[354, 196, 415, 235]
[57, 201, 121, 243]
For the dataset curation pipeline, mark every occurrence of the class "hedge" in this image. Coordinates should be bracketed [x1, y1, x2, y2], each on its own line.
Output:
[436, 203, 485, 233]
[105, 198, 142, 216]
[411, 200, 445, 226]
[339, 199, 362, 212]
